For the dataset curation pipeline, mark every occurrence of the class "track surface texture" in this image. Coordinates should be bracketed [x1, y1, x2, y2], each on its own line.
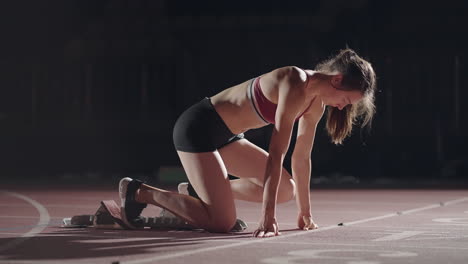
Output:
[1, 186, 467, 264]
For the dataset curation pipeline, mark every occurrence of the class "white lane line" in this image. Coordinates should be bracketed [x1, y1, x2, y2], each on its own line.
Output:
[443, 198, 468, 206]
[121, 226, 340, 264]
[344, 197, 468, 226]
[260, 241, 468, 250]
[0, 191, 51, 253]
[121, 196, 468, 264]
[0, 261, 72, 264]
[399, 204, 444, 215]
[349, 225, 468, 231]
[0, 222, 61, 232]
[74, 237, 171, 244]
[344, 213, 398, 226]
[0, 203, 96, 209]
[0, 216, 63, 219]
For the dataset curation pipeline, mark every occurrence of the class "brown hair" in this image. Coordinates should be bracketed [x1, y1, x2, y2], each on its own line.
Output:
[315, 48, 377, 145]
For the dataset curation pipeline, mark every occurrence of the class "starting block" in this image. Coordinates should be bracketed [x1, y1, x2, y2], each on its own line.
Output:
[62, 200, 130, 229]
[62, 200, 248, 232]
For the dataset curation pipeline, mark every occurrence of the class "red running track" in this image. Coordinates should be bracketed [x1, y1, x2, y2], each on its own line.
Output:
[1, 186, 467, 264]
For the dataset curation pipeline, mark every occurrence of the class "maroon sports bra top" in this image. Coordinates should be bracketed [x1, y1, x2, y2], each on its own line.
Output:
[250, 76, 311, 124]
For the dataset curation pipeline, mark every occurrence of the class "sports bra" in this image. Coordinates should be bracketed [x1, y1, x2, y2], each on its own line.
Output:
[248, 76, 312, 124]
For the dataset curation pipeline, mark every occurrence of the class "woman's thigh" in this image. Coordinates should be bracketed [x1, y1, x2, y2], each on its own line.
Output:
[176, 150, 236, 227]
[218, 139, 294, 188]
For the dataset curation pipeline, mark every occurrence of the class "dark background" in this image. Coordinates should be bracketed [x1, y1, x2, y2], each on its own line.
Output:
[1, 0, 467, 187]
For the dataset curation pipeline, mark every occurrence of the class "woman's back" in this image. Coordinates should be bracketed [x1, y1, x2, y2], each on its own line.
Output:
[210, 78, 269, 134]
[210, 66, 316, 134]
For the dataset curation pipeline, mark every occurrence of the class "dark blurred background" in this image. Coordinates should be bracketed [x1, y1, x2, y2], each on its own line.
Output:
[1, 0, 467, 187]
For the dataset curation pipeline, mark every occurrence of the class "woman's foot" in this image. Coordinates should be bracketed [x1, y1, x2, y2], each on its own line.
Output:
[118, 177, 147, 229]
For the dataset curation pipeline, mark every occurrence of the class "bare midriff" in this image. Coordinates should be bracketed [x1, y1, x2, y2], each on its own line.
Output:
[210, 79, 268, 135]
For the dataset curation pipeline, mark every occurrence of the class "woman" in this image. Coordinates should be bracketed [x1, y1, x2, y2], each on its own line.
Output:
[119, 48, 376, 238]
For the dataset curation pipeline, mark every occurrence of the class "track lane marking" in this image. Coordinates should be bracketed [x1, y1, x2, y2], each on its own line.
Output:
[260, 241, 468, 250]
[0, 191, 51, 253]
[121, 196, 468, 264]
[0, 203, 97, 209]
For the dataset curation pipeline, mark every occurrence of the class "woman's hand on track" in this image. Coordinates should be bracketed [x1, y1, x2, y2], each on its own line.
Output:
[297, 213, 319, 231]
[253, 216, 281, 238]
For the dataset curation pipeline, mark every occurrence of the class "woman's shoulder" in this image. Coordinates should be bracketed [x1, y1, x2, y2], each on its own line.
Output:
[266, 66, 308, 86]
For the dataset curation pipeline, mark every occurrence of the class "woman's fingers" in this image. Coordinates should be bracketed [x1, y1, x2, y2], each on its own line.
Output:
[275, 224, 281, 236]
[253, 225, 281, 238]
[302, 216, 319, 230]
[253, 229, 265, 237]
[302, 216, 311, 230]
[310, 222, 319, 229]
[253, 229, 263, 237]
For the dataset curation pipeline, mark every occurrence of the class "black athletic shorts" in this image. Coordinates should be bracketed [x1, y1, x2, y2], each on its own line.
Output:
[173, 97, 245, 153]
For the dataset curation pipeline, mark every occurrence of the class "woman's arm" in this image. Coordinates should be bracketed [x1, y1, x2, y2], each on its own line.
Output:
[291, 101, 324, 229]
[253, 67, 307, 238]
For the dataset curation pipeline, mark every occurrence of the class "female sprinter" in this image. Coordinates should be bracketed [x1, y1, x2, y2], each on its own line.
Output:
[118, 48, 376, 238]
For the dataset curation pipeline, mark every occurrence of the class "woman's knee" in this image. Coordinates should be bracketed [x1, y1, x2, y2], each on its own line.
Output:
[206, 215, 237, 233]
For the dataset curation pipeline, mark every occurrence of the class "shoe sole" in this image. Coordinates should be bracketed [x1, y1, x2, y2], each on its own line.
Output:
[118, 177, 137, 229]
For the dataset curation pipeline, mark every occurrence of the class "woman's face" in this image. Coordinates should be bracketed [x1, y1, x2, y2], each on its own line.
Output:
[321, 75, 363, 110]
